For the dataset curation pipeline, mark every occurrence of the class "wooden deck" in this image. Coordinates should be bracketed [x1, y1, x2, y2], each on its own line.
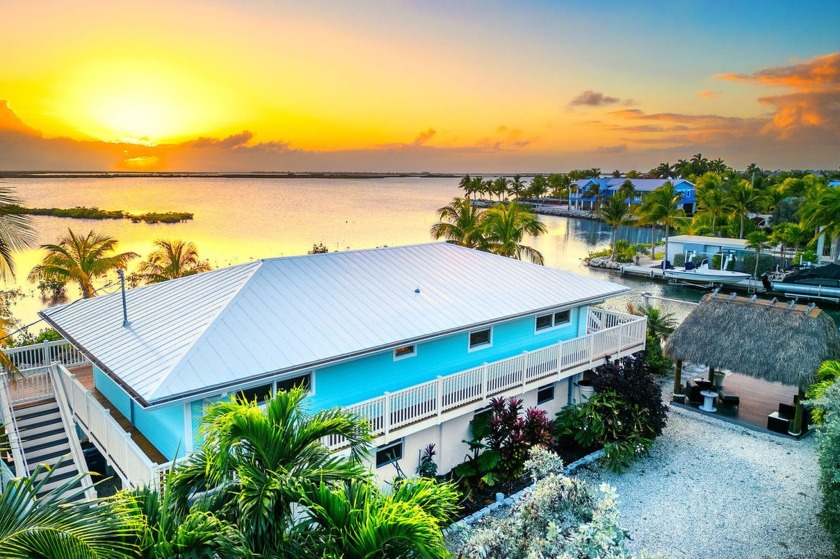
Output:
[68, 365, 168, 464]
[685, 371, 800, 433]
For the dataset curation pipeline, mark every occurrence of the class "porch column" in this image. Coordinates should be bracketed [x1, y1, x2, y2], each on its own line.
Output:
[672, 360, 684, 403]
[789, 387, 806, 436]
[708, 366, 715, 383]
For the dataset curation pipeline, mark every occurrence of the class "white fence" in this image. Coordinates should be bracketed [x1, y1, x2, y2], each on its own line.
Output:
[328, 308, 646, 449]
[56, 364, 171, 489]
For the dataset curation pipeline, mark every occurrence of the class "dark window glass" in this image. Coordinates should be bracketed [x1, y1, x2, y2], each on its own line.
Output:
[276, 373, 311, 394]
[469, 328, 491, 348]
[237, 383, 272, 403]
[535, 314, 553, 330]
[537, 384, 555, 404]
[395, 345, 415, 358]
[554, 310, 571, 325]
[375, 440, 403, 467]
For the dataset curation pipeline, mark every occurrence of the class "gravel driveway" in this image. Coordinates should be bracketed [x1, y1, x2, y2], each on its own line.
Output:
[576, 405, 834, 559]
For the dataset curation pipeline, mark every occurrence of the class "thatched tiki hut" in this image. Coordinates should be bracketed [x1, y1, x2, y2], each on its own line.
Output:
[664, 292, 840, 434]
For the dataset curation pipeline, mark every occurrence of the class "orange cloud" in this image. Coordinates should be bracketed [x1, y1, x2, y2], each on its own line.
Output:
[0, 101, 41, 137]
[413, 128, 437, 146]
[719, 52, 840, 90]
[697, 89, 722, 99]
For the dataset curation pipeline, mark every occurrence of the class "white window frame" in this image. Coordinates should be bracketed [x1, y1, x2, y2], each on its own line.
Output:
[232, 371, 316, 408]
[468, 326, 493, 352]
[534, 308, 572, 334]
[393, 344, 417, 361]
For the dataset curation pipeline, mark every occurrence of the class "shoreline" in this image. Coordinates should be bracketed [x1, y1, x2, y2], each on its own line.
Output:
[0, 171, 464, 180]
[472, 198, 598, 220]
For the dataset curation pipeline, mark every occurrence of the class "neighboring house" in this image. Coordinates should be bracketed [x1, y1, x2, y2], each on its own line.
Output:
[570, 177, 696, 213]
[829, 180, 840, 188]
[1, 243, 645, 490]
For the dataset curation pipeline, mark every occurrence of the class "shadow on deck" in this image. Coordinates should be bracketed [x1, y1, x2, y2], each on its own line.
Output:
[68, 364, 169, 464]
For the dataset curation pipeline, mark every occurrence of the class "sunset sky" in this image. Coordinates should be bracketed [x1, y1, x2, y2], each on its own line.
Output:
[2, 0, 838, 172]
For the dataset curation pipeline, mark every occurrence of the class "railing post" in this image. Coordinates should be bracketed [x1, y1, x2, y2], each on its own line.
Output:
[481, 364, 488, 400]
[618, 324, 624, 355]
[589, 334, 595, 365]
[383, 393, 391, 437]
[522, 351, 529, 388]
[436, 376, 443, 417]
[42, 344, 51, 368]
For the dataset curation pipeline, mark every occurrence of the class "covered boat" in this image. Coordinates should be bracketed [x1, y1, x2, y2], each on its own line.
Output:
[664, 260, 751, 286]
[769, 263, 840, 300]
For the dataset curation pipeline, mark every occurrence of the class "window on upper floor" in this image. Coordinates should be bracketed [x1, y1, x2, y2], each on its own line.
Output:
[236, 383, 273, 403]
[469, 327, 492, 350]
[535, 309, 572, 332]
[394, 345, 416, 360]
[276, 372, 311, 394]
[375, 439, 403, 468]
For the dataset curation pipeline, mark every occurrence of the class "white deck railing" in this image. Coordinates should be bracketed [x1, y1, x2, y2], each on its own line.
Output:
[55, 364, 172, 489]
[3, 340, 88, 372]
[326, 308, 646, 449]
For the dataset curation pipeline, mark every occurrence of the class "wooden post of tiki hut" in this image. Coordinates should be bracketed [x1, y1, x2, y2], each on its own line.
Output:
[664, 293, 840, 436]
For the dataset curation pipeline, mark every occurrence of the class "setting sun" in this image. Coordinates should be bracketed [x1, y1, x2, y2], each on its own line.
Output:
[55, 58, 240, 144]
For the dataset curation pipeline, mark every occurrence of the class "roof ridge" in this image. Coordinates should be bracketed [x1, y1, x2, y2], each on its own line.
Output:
[143, 260, 264, 400]
[255, 241, 450, 264]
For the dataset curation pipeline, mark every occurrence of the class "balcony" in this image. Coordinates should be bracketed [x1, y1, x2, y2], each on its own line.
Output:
[325, 308, 646, 448]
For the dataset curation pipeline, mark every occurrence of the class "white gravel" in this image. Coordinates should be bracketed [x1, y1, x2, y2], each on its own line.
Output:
[575, 405, 834, 559]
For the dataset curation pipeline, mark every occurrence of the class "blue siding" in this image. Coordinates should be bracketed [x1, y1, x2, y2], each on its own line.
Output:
[93, 366, 132, 419]
[133, 402, 185, 460]
[308, 308, 582, 410]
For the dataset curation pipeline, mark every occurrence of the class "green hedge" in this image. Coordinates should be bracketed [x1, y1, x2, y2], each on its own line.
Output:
[742, 253, 775, 276]
[817, 381, 840, 551]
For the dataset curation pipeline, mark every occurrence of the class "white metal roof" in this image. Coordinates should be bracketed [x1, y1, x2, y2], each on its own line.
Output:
[41, 243, 629, 407]
[667, 235, 750, 248]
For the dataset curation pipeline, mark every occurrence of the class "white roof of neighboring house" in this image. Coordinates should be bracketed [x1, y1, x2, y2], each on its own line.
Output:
[41, 243, 629, 407]
[667, 235, 750, 249]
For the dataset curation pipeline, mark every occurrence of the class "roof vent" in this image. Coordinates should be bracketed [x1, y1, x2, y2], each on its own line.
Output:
[414, 287, 421, 294]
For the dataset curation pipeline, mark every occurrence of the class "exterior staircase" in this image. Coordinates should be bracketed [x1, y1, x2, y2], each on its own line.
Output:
[1, 366, 96, 501]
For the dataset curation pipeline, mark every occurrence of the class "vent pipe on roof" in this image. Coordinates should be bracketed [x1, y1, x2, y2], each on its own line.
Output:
[117, 269, 129, 327]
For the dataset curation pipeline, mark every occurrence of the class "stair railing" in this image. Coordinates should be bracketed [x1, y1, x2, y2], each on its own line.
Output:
[49, 363, 97, 501]
[0, 373, 29, 478]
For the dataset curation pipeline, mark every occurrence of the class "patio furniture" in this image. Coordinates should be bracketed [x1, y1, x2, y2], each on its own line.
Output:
[717, 390, 740, 407]
[699, 390, 718, 412]
[767, 402, 796, 434]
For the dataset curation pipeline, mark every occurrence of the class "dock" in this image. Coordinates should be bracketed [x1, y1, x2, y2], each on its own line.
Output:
[617, 264, 767, 293]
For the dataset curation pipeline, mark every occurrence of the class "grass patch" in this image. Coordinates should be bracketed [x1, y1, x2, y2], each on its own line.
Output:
[5, 205, 193, 223]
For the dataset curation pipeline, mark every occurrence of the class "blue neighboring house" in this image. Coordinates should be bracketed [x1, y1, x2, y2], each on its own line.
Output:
[570, 177, 695, 213]
[3, 243, 645, 489]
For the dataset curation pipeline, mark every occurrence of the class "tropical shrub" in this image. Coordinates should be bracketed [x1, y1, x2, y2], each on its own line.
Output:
[815, 380, 840, 551]
[454, 447, 635, 558]
[742, 252, 775, 276]
[710, 253, 735, 270]
[807, 360, 840, 425]
[417, 443, 438, 478]
[556, 355, 666, 471]
[453, 413, 501, 491]
[644, 334, 673, 376]
[585, 240, 636, 263]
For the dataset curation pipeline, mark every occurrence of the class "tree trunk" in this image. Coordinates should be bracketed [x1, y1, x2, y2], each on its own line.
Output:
[664, 225, 670, 265]
[753, 250, 761, 279]
[739, 214, 745, 239]
[611, 226, 617, 260]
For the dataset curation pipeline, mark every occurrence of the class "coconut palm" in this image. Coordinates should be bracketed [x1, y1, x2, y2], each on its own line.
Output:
[616, 179, 635, 206]
[695, 179, 731, 235]
[136, 239, 212, 284]
[597, 195, 633, 260]
[458, 174, 472, 198]
[637, 182, 688, 264]
[771, 222, 807, 269]
[430, 198, 485, 249]
[0, 186, 36, 281]
[0, 462, 139, 558]
[491, 177, 508, 201]
[627, 303, 676, 342]
[746, 231, 772, 279]
[799, 185, 840, 261]
[27, 230, 137, 298]
[726, 179, 765, 239]
[546, 173, 569, 199]
[295, 478, 460, 559]
[481, 202, 548, 264]
[169, 388, 372, 556]
[529, 174, 548, 200]
[507, 174, 526, 200]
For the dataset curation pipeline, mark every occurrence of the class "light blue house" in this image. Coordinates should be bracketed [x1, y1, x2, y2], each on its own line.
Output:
[3, 243, 645, 488]
[570, 177, 695, 213]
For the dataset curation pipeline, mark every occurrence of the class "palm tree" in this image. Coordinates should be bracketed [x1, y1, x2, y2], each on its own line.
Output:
[546, 173, 570, 199]
[617, 179, 635, 206]
[597, 195, 632, 260]
[136, 239, 212, 284]
[529, 174, 548, 200]
[295, 478, 460, 559]
[169, 388, 372, 557]
[0, 463, 139, 558]
[650, 162, 673, 179]
[746, 231, 772, 279]
[726, 179, 764, 239]
[0, 186, 36, 280]
[507, 174, 525, 200]
[126, 481, 249, 559]
[627, 303, 676, 342]
[27, 230, 137, 298]
[637, 182, 688, 264]
[430, 198, 485, 248]
[458, 174, 472, 198]
[481, 202, 548, 264]
[799, 185, 840, 262]
[694, 173, 732, 236]
[771, 222, 806, 269]
[491, 177, 508, 201]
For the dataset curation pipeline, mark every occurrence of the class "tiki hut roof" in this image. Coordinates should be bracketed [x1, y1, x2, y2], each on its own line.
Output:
[664, 293, 840, 389]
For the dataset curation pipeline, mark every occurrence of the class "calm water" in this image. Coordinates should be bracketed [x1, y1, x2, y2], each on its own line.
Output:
[0, 176, 737, 328]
